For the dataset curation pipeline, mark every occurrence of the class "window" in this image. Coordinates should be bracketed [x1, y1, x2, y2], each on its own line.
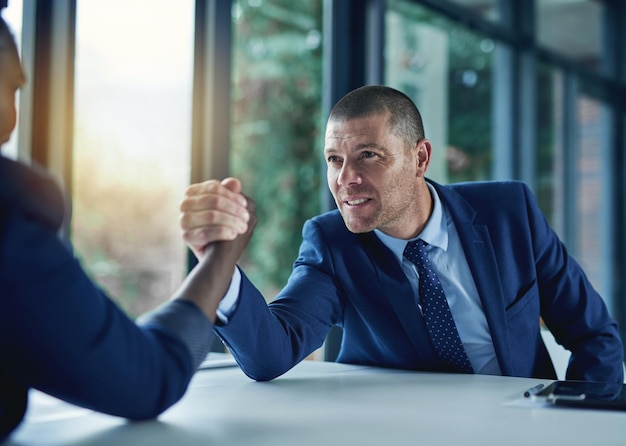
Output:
[575, 95, 608, 297]
[386, 0, 494, 184]
[383, 0, 619, 314]
[72, 0, 194, 316]
[230, 0, 324, 299]
[535, 63, 560, 230]
[6, 0, 625, 348]
[536, 66, 611, 302]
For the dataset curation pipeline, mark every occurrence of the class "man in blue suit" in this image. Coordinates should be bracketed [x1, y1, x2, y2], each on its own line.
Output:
[180, 85, 624, 383]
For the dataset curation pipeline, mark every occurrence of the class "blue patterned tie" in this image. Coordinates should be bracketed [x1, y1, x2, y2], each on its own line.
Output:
[404, 239, 473, 373]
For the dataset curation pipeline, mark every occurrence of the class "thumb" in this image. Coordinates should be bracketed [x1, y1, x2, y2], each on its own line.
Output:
[221, 177, 242, 194]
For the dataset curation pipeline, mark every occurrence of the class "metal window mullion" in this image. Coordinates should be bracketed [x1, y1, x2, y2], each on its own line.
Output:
[322, 0, 367, 213]
[491, 43, 514, 180]
[615, 107, 626, 345]
[190, 0, 232, 185]
[365, 0, 385, 85]
[519, 51, 537, 188]
[561, 72, 578, 255]
[19, 0, 76, 240]
[598, 105, 614, 310]
[617, 0, 626, 347]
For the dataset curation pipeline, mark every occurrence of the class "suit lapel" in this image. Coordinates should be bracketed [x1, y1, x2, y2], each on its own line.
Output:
[360, 233, 440, 369]
[432, 181, 513, 376]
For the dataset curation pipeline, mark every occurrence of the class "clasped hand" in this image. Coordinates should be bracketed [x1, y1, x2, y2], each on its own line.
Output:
[180, 177, 255, 260]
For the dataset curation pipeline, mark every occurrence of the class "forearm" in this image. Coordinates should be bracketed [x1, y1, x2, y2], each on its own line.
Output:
[177, 194, 257, 322]
[215, 272, 333, 381]
[175, 242, 244, 323]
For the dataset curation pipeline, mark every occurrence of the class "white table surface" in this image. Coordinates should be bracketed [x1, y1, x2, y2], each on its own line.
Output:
[6, 359, 626, 446]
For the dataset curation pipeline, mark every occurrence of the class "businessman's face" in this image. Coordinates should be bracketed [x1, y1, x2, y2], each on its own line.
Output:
[324, 112, 432, 239]
[0, 43, 24, 147]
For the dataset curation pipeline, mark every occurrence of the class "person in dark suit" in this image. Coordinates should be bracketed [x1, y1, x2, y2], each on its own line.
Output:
[0, 15, 253, 440]
[179, 85, 624, 384]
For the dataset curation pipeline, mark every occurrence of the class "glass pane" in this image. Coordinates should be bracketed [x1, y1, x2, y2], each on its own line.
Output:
[535, 64, 560, 230]
[72, 0, 194, 316]
[1, 0, 23, 160]
[230, 0, 324, 299]
[575, 95, 607, 297]
[386, 0, 494, 184]
[536, 0, 603, 72]
[534, 66, 613, 309]
[446, 0, 499, 22]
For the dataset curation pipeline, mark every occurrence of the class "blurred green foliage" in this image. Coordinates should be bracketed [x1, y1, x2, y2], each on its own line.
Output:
[231, 0, 323, 298]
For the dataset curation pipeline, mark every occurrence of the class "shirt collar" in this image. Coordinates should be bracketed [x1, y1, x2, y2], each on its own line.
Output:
[374, 182, 449, 261]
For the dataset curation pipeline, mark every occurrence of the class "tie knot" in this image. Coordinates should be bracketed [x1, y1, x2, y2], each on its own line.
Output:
[403, 239, 428, 264]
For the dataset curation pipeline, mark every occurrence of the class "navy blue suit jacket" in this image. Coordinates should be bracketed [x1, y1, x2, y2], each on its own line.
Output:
[217, 180, 624, 383]
[0, 157, 213, 440]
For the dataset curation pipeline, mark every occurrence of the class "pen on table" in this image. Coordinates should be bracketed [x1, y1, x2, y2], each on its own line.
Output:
[523, 383, 545, 398]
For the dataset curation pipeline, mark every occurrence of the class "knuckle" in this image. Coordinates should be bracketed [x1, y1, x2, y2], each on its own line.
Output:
[179, 200, 187, 212]
[211, 194, 227, 209]
[205, 180, 221, 192]
[204, 210, 218, 224]
[179, 212, 191, 228]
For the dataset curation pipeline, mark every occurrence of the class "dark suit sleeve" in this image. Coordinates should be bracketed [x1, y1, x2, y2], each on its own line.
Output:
[215, 219, 343, 381]
[521, 184, 624, 383]
[0, 209, 213, 422]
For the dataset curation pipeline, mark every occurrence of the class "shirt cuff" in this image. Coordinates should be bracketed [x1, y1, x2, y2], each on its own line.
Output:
[216, 267, 241, 324]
